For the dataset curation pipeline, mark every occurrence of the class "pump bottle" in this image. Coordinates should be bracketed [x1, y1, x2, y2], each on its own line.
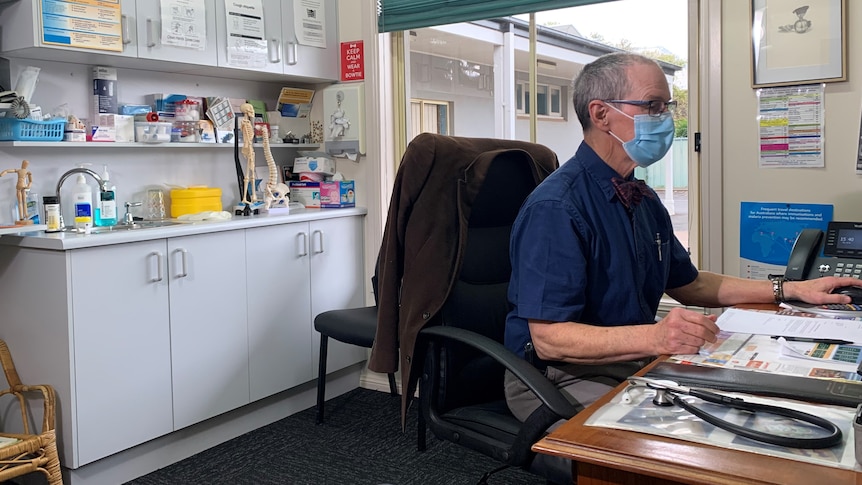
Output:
[95, 164, 117, 226]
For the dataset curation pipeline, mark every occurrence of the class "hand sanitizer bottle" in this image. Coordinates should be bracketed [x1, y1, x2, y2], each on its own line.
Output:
[95, 164, 117, 226]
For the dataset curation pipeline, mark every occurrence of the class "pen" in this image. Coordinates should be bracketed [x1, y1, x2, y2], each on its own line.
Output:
[770, 336, 853, 345]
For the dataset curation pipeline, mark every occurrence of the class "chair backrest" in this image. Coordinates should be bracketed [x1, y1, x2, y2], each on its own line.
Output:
[434, 149, 538, 411]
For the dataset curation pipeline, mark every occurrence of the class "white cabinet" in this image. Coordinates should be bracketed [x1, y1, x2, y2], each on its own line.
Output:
[168, 231, 249, 429]
[246, 215, 365, 400]
[69, 240, 173, 466]
[136, 0, 219, 65]
[282, 0, 340, 81]
[0, 0, 138, 59]
[214, 0, 339, 80]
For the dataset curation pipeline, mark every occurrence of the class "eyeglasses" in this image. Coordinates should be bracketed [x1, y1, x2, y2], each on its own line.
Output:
[603, 99, 677, 117]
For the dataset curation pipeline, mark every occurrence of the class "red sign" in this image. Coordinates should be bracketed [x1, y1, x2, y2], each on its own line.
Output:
[340, 40, 364, 82]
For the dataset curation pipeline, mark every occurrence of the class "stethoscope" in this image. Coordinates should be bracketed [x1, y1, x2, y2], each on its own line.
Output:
[624, 377, 843, 449]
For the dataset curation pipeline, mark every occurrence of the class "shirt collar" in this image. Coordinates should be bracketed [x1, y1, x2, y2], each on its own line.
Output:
[575, 142, 626, 204]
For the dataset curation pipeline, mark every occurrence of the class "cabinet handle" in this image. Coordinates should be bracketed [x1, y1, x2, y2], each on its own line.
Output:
[269, 38, 281, 63]
[174, 248, 189, 278]
[146, 18, 157, 47]
[149, 251, 163, 282]
[297, 232, 308, 257]
[286, 40, 298, 65]
[312, 229, 324, 254]
[121, 15, 132, 45]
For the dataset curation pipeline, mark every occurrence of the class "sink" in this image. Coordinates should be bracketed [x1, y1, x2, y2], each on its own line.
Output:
[65, 220, 185, 234]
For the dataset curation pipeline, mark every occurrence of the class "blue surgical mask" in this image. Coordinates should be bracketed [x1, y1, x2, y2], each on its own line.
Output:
[607, 105, 675, 167]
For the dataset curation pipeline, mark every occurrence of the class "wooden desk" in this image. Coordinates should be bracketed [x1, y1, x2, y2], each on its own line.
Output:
[532, 358, 862, 485]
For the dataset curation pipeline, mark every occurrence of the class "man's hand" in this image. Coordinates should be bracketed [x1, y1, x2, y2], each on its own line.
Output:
[650, 307, 719, 355]
[784, 276, 862, 304]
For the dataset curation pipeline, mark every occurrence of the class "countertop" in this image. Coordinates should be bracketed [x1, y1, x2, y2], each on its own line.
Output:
[0, 207, 367, 250]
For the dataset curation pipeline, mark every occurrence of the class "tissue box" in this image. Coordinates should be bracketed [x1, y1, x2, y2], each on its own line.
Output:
[320, 180, 355, 208]
[293, 156, 335, 175]
[289, 181, 320, 208]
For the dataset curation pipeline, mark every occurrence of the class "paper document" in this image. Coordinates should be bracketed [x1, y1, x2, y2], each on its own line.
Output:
[716, 308, 862, 343]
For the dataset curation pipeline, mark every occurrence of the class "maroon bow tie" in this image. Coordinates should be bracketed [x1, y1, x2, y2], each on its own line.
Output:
[611, 177, 654, 209]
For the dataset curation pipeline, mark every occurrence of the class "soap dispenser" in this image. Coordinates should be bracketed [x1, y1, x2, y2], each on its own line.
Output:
[95, 164, 117, 226]
[73, 172, 94, 230]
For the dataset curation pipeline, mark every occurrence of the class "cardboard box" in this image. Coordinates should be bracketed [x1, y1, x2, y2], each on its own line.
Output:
[320, 180, 355, 208]
[289, 181, 320, 208]
[293, 156, 335, 175]
[91, 66, 117, 122]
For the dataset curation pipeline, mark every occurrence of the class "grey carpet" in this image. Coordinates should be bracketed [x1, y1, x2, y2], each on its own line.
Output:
[124, 387, 546, 485]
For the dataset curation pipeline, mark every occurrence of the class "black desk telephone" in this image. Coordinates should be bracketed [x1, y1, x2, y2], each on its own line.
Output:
[785, 221, 862, 313]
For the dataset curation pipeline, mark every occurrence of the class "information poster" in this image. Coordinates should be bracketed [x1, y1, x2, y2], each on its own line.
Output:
[224, 0, 266, 68]
[739, 201, 832, 279]
[160, 0, 207, 51]
[41, 0, 123, 52]
[294, 0, 326, 48]
[757, 84, 824, 168]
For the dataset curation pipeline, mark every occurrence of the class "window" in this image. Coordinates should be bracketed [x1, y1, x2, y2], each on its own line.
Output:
[516, 81, 562, 117]
[409, 99, 451, 140]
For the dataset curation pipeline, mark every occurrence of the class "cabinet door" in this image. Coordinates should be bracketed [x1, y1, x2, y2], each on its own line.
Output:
[246, 223, 313, 400]
[281, 0, 339, 81]
[310, 216, 367, 377]
[0, 0, 138, 58]
[70, 240, 173, 466]
[169, 230, 249, 429]
[136, 0, 218, 65]
[215, 0, 283, 74]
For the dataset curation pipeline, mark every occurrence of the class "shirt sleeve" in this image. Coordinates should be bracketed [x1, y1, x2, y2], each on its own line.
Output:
[510, 199, 588, 323]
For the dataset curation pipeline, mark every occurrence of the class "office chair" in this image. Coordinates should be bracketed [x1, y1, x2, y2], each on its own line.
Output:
[415, 147, 577, 483]
[314, 272, 398, 424]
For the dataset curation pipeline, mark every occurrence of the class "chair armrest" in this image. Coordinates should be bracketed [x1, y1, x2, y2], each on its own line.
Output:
[419, 326, 576, 420]
[0, 384, 57, 433]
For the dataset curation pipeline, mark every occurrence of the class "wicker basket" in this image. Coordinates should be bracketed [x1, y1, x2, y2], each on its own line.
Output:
[0, 118, 66, 142]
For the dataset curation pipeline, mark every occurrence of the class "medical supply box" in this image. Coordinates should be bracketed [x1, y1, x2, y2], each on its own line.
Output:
[288, 181, 320, 208]
[293, 156, 335, 176]
[320, 180, 355, 208]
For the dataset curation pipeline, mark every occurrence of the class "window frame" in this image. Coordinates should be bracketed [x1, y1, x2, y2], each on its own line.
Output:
[516, 80, 563, 118]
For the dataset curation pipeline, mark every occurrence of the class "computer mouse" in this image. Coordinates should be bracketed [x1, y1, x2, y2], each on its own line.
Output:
[830, 286, 862, 304]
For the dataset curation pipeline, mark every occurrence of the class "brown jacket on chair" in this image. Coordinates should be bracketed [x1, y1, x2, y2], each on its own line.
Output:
[368, 133, 559, 423]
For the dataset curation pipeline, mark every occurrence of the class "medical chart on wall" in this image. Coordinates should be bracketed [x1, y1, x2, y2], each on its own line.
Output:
[160, 0, 207, 50]
[40, 0, 123, 52]
[224, 0, 266, 68]
[294, 0, 327, 48]
[757, 84, 825, 168]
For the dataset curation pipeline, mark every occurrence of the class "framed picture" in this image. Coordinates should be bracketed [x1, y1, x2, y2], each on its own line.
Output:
[750, 0, 846, 88]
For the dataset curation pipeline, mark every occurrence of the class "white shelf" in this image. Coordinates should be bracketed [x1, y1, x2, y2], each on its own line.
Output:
[0, 141, 320, 149]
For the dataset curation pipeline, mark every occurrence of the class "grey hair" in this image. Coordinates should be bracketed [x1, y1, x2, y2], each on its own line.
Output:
[572, 52, 659, 131]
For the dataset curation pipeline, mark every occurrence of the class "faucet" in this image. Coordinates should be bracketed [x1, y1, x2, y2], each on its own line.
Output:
[55, 167, 108, 229]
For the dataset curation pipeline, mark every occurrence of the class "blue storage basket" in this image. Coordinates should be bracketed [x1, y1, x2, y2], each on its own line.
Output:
[0, 118, 66, 141]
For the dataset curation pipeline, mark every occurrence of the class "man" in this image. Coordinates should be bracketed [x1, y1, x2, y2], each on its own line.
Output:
[503, 52, 862, 424]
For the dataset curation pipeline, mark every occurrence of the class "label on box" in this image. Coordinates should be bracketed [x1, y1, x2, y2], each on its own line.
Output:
[288, 181, 320, 208]
[320, 180, 355, 208]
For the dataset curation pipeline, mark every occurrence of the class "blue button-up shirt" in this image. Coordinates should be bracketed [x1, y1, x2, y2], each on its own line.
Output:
[504, 142, 698, 359]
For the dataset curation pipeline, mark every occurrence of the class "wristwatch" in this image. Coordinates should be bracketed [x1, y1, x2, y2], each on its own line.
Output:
[768, 274, 785, 303]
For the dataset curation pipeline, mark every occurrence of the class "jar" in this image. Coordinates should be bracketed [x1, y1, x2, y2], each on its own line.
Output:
[43, 195, 61, 232]
[174, 99, 200, 121]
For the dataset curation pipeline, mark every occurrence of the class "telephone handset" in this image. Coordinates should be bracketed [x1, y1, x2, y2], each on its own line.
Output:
[785, 228, 824, 280]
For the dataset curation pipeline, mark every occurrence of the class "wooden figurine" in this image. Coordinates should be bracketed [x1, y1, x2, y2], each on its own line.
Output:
[0, 159, 33, 224]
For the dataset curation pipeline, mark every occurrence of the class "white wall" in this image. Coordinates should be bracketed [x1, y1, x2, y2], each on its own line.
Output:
[721, 3, 862, 276]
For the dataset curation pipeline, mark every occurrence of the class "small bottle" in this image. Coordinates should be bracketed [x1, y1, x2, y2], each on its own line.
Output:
[43, 195, 61, 232]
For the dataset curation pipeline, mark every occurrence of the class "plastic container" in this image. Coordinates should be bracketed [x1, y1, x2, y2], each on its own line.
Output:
[43, 195, 61, 232]
[134, 122, 172, 143]
[95, 164, 117, 227]
[0, 118, 66, 141]
[73, 174, 94, 229]
[171, 121, 199, 143]
[170, 186, 222, 217]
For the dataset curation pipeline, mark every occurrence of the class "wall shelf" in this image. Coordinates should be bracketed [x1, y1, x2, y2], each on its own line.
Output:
[0, 142, 320, 149]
